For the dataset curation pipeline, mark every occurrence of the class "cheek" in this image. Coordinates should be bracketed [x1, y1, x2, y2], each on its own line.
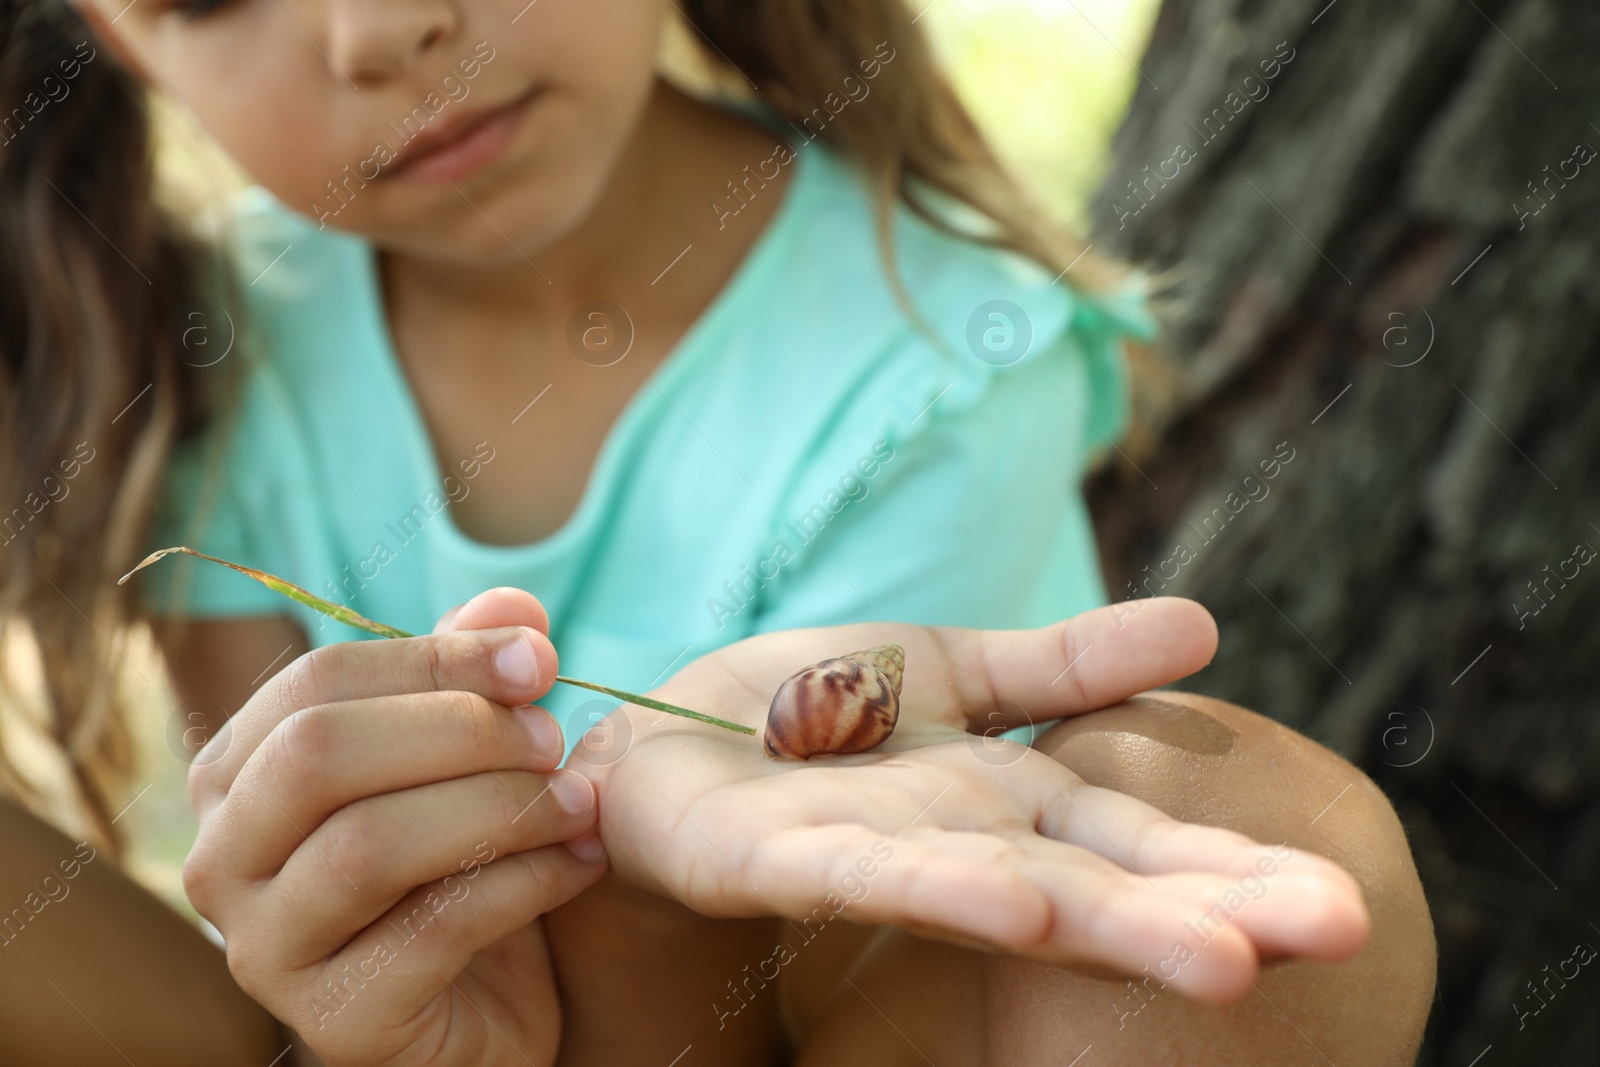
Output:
[532, 0, 665, 99]
[152, 29, 350, 208]
[458, 0, 666, 238]
[211, 107, 349, 209]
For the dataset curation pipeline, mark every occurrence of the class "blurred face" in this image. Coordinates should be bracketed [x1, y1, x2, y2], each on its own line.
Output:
[84, 0, 668, 263]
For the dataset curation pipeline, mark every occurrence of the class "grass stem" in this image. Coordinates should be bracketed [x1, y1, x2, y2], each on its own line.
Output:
[120, 547, 753, 735]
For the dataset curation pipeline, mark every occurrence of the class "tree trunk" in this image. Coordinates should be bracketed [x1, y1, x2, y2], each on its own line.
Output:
[1084, 0, 1600, 1061]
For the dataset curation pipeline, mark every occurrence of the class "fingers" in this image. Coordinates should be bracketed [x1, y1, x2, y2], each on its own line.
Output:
[738, 823, 1050, 946]
[269, 769, 595, 964]
[200, 691, 567, 880]
[284, 846, 602, 1044]
[740, 822, 1259, 1002]
[278, 627, 557, 715]
[995, 834, 1262, 1000]
[1031, 770, 1369, 966]
[433, 587, 550, 636]
[1037, 773, 1369, 960]
[947, 598, 1218, 730]
[192, 624, 559, 804]
[204, 769, 598, 970]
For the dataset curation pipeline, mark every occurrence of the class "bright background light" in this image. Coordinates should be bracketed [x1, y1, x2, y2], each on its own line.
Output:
[922, 0, 1160, 226]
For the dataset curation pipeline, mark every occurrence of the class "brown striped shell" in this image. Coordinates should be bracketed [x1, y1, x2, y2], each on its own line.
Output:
[763, 644, 905, 761]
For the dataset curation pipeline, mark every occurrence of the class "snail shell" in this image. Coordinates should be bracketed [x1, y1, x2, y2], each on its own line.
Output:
[763, 644, 905, 761]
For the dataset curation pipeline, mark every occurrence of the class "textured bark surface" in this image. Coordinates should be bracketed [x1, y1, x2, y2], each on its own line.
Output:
[1083, 0, 1600, 1061]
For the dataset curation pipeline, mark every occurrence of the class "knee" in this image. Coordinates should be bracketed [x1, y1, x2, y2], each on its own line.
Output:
[1032, 692, 1436, 1064]
[1035, 693, 1416, 882]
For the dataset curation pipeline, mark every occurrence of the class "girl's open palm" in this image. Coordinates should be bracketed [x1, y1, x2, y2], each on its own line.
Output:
[573, 599, 1369, 1004]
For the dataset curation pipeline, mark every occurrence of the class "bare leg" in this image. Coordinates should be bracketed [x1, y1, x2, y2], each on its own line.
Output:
[0, 797, 286, 1066]
[793, 693, 1437, 1066]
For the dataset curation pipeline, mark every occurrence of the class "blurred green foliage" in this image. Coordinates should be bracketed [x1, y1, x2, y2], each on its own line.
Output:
[923, 0, 1160, 228]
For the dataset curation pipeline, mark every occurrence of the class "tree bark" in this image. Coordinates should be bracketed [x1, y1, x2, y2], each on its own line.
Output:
[1084, 0, 1600, 1061]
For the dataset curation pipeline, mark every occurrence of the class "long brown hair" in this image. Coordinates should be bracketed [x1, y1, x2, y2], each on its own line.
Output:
[680, 0, 1125, 293]
[0, 0, 218, 851]
[0, 0, 1125, 852]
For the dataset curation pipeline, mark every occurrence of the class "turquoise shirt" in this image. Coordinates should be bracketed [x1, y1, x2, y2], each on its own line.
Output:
[146, 144, 1156, 755]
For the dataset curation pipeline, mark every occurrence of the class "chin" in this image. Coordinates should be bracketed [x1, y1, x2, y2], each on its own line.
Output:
[341, 177, 570, 267]
[451, 163, 616, 264]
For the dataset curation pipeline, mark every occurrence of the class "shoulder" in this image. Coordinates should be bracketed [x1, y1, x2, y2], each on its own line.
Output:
[726, 145, 1155, 497]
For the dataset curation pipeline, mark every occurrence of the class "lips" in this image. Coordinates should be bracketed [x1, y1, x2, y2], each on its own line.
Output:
[383, 88, 538, 184]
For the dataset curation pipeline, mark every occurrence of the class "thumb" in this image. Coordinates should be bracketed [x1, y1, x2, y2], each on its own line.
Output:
[953, 597, 1219, 732]
[433, 586, 552, 636]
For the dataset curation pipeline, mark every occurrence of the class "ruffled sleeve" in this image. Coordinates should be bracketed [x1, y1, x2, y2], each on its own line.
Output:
[749, 270, 1156, 636]
[1069, 275, 1159, 450]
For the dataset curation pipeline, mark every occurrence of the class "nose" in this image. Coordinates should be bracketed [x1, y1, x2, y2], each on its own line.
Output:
[325, 0, 461, 84]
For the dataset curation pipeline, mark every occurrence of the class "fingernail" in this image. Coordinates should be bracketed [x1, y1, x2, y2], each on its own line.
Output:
[515, 707, 563, 763]
[566, 831, 607, 864]
[493, 629, 544, 691]
[550, 772, 594, 815]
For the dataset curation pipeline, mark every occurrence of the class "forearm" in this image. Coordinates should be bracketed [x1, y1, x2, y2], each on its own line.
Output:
[544, 872, 785, 1067]
[0, 797, 284, 1067]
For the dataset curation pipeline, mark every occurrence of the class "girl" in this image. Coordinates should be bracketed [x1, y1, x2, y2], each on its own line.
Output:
[0, 0, 1433, 1063]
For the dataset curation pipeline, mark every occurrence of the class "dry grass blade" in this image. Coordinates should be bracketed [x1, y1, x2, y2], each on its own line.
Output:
[121, 547, 413, 638]
[120, 547, 753, 735]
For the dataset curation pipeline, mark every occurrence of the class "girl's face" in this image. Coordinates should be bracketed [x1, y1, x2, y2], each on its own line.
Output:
[84, 0, 668, 263]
